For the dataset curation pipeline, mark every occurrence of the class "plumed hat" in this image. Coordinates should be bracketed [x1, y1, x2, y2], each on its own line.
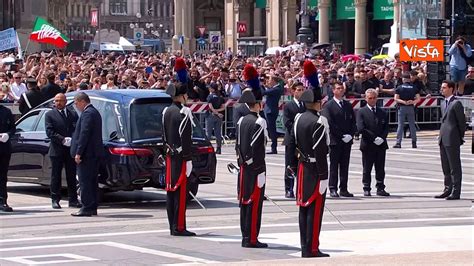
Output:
[242, 64, 263, 101]
[238, 89, 257, 104]
[303, 60, 319, 89]
[174, 57, 188, 83]
[300, 88, 323, 103]
[165, 82, 187, 97]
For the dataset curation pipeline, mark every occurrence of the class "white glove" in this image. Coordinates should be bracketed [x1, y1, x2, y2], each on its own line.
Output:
[257, 173, 266, 188]
[319, 179, 328, 195]
[186, 160, 193, 177]
[342, 134, 352, 143]
[373, 137, 384, 146]
[63, 137, 72, 147]
[0, 133, 9, 143]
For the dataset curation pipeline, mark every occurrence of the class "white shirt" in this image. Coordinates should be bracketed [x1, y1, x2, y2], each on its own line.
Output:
[10, 82, 27, 101]
[293, 98, 302, 108]
[334, 98, 344, 107]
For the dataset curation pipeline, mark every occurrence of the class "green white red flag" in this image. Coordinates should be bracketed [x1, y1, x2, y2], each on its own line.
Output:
[29, 17, 70, 49]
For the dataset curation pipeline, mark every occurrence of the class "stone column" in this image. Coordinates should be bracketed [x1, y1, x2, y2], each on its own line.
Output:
[172, 0, 182, 51]
[393, 0, 400, 43]
[266, 0, 280, 47]
[354, 0, 367, 55]
[254, 5, 262, 36]
[282, 0, 297, 43]
[318, 0, 330, 43]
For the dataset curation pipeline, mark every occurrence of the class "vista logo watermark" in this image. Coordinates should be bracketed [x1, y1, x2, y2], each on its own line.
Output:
[400, 40, 444, 62]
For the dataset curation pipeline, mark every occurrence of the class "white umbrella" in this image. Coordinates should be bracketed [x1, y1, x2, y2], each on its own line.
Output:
[1, 57, 15, 64]
[265, 46, 288, 55]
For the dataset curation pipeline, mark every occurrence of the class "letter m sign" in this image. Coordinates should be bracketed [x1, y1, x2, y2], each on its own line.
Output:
[237, 21, 247, 34]
[91, 9, 98, 27]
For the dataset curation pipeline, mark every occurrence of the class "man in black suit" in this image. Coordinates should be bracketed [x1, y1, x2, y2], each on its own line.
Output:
[282, 82, 305, 198]
[42, 73, 63, 100]
[0, 104, 15, 212]
[70, 92, 103, 216]
[357, 89, 390, 197]
[435, 80, 466, 200]
[263, 76, 283, 154]
[322, 81, 356, 198]
[18, 78, 45, 115]
[45, 93, 80, 209]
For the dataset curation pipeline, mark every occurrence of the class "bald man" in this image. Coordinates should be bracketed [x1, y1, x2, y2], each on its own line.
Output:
[45, 93, 80, 209]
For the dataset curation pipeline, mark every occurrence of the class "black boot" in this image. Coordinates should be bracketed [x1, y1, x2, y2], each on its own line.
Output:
[171, 229, 196, 236]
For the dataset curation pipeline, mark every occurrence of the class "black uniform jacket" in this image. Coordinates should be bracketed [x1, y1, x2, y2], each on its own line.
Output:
[70, 104, 103, 158]
[163, 102, 192, 190]
[236, 112, 266, 204]
[322, 99, 356, 146]
[357, 106, 389, 151]
[282, 99, 305, 145]
[0, 105, 16, 154]
[18, 88, 45, 115]
[295, 110, 329, 206]
[45, 107, 78, 157]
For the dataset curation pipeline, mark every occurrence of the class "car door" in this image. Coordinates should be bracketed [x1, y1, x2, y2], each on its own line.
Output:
[21, 109, 50, 183]
[8, 110, 42, 183]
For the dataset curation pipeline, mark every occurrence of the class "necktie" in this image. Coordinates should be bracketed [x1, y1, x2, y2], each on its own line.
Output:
[61, 109, 67, 118]
[445, 100, 449, 109]
[339, 101, 343, 108]
[372, 107, 376, 115]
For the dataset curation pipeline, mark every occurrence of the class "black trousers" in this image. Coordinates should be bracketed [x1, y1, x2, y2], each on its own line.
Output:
[299, 191, 326, 255]
[240, 185, 265, 244]
[440, 144, 462, 195]
[266, 112, 278, 151]
[0, 152, 11, 201]
[77, 157, 99, 212]
[50, 155, 78, 203]
[166, 178, 188, 233]
[284, 143, 297, 193]
[361, 148, 386, 191]
[329, 144, 352, 191]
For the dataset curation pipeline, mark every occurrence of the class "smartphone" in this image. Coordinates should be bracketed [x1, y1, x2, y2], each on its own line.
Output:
[145, 66, 153, 74]
[59, 72, 67, 81]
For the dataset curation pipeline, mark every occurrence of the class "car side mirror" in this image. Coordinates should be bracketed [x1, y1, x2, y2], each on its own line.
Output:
[109, 131, 119, 141]
[15, 128, 23, 133]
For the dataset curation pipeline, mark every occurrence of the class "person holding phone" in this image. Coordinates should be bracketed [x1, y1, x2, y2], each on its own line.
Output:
[449, 36, 472, 95]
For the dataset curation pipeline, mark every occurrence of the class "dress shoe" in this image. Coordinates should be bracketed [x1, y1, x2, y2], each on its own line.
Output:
[289, 191, 295, 198]
[412, 142, 417, 148]
[171, 230, 196, 236]
[68, 202, 82, 208]
[285, 191, 295, 198]
[242, 240, 268, 248]
[376, 190, 390, 197]
[393, 144, 401, 148]
[71, 211, 93, 217]
[0, 203, 13, 212]
[364, 191, 372, 197]
[329, 190, 339, 198]
[434, 190, 452, 199]
[92, 210, 98, 216]
[445, 194, 460, 200]
[52, 201, 61, 209]
[302, 250, 330, 258]
[266, 150, 277, 154]
[339, 190, 354, 197]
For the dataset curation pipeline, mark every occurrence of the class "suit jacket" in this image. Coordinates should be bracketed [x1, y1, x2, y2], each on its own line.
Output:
[45, 107, 78, 157]
[18, 88, 45, 115]
[41, 82, 63, 101]
[322, 99, 356, 146]
[357, 106, 389, 151]
[282, 99, 305, 145]
[70, 104, 103, 158]
[0, 105, 16, 155]
[439, 97, 466, 147]
[263, 84, 283, 115]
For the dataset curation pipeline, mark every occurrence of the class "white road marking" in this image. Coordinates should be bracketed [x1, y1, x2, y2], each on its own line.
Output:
[0, 217, 471, 244]
[1, 253, 98, 265]
[0, 242, 218, 264]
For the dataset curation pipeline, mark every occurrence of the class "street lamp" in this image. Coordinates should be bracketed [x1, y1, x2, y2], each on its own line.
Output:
[297, 0, 315, 45]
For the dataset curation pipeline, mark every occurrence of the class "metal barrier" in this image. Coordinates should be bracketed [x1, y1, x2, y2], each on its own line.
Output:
[457, 96, 473, 127]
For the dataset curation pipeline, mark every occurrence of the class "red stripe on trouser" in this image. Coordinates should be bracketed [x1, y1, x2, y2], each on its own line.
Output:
[165, 155, 171, 190]
[296, 162, 303, 205]
[311, 181, 323, 254]
[177, 161, 187, 231]
[250, 186, 261, 244]
[238, 166, 244, 201]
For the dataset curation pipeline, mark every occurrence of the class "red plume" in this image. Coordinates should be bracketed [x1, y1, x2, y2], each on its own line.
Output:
[174, 57, 187, 71]
[303, 60, 317, 77]
[243, 64, 258, 81]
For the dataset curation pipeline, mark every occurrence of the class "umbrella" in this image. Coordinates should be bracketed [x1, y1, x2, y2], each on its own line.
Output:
[371, 54, 390, 61]
[265, 46, 288, 55]
[1, 57, 15, 64]
[341, 54, 362, 63]
[311, 42, 331, 50]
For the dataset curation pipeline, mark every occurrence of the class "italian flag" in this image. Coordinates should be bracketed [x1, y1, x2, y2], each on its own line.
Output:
[29, 17, 69, 49]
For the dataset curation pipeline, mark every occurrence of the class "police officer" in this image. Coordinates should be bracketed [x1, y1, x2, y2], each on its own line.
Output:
[282, 82, 305, 198]
[0, 103, 15, 212]
[322, 81, 356, 198]
[162, 82, 196, 237]
[235, 90, 268, 248]
[394, 73, 420, 148]
[294, 88, 330, 258]
[18, 78, 45, 115]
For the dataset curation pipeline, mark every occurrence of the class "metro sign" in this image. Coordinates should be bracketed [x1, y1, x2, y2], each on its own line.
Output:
[91, 9, 98, 27]
[237, 21, 247, 34]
